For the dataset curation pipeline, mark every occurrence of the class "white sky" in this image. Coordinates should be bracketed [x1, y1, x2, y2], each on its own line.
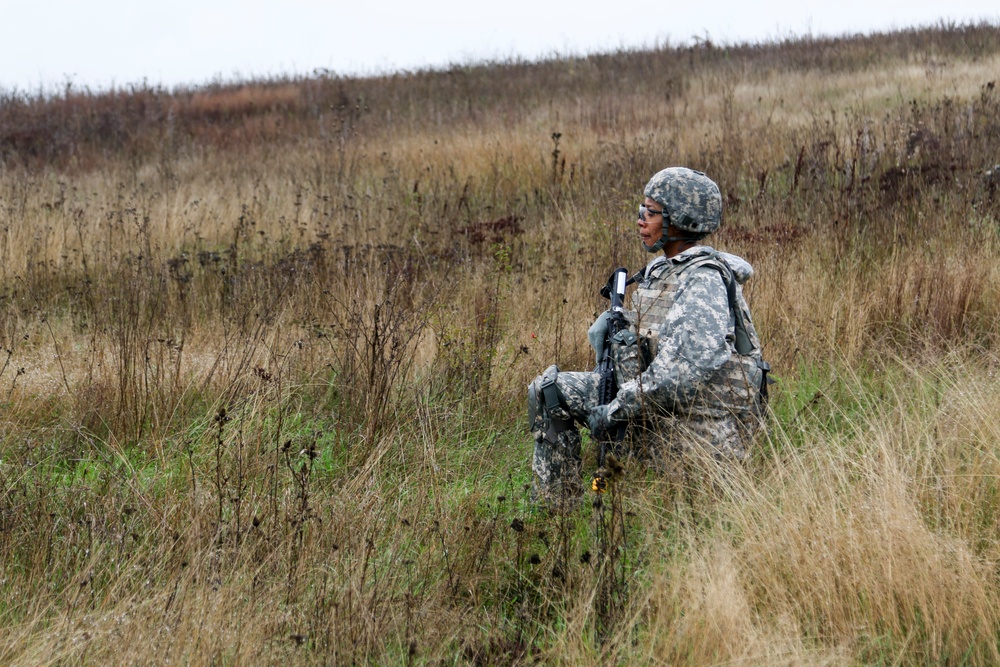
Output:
[1, 0, 998, 93]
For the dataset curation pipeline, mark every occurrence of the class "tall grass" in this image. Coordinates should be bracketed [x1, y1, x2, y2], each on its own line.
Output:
[1, 22, 999, 664]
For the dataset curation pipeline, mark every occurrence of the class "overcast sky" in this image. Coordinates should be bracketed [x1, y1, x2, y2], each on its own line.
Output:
[2, 0, 998, 93]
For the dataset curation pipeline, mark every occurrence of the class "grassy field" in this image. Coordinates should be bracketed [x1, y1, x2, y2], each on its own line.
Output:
[1, 22, 1000, 665]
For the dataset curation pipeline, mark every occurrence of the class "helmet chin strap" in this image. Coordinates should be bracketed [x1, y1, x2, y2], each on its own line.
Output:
[644, 235, 696, 253]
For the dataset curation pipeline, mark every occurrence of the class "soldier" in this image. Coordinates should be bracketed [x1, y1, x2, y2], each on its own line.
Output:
[527, 167, 769, 507]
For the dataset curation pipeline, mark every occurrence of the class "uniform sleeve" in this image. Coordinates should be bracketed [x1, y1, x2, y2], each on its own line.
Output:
[608, 267, 732, 419]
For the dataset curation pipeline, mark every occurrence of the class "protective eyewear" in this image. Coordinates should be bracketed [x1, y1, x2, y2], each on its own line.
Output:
[638, 204, 665, 221]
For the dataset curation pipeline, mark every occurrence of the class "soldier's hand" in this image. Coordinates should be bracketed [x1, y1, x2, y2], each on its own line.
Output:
[588, 311, 612, 364]
[588, 404, 614, 437]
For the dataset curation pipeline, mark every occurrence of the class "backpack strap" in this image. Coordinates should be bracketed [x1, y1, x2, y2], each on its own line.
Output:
[682, 255, 774, 403]
[680, 255, 755, 355]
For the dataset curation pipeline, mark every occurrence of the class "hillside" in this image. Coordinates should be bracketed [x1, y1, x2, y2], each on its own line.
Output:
[1, 22, 999, 665]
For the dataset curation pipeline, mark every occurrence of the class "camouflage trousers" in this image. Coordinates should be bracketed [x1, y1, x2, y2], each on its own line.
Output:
[528, 365, 598, 508]
[528, 364, 757, 506]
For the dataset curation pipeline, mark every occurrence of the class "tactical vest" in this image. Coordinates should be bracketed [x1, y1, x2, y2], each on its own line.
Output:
[611, 251, 767, 420]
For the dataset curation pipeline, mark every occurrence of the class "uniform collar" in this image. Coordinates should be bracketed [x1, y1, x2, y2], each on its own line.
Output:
[637, 245, 718, 284]
[667, 245, 715, 265]
[644, 254, 667, 274]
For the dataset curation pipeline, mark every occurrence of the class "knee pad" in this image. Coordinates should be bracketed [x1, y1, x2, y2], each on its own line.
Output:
[528, 364, 561, 430]
[527, 382, 541, 431]
[536, 366, 572, 445]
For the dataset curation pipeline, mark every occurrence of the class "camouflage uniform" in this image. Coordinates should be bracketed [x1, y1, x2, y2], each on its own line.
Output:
[528, 246, 761, 499]
[529, 246, 767, 504]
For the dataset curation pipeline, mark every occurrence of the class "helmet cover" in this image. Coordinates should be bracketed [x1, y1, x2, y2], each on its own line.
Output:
[643, 167, 722, 236]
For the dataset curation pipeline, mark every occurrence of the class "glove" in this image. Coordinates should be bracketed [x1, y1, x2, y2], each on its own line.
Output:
[588, 311, 611, 364]
[588, 404, 615, 437]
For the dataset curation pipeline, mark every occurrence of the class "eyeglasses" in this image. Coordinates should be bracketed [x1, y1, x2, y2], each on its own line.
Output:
[638, 204, 665, 221]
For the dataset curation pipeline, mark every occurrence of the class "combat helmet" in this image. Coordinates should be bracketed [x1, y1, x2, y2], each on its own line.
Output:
[642, 167, 722, 253]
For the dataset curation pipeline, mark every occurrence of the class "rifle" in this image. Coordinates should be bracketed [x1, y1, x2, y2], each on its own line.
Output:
[592, 267, 629, 493]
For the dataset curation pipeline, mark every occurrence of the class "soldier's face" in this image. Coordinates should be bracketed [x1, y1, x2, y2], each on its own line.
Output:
[638, 197, 664, 248]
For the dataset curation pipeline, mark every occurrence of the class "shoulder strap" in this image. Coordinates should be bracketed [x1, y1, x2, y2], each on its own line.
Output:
[680, 255, 755, 356]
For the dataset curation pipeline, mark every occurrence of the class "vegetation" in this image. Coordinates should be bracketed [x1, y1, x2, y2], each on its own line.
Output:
[1, 21, 999, 664]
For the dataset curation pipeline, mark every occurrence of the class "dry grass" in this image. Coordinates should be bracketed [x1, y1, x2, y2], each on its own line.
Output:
[1, 21, 1000, 665]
